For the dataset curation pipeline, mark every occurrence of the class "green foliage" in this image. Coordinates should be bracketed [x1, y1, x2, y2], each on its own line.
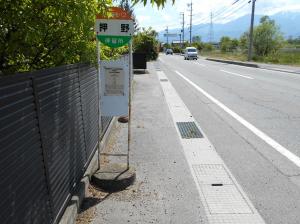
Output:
[252, 51, 300, 66]
[231, 39, 239, 50]
[171, 46, 182, 53]
[253, 16, 284, 57]
[0, 0, 114, 75]
[132, 0, 175, 8]
[164, 43, 171, 49]
[202, 43, 214, 52]
[192, 35, 201, 43]
[220, 36, 240, 52]
[287, 36, 300, 45]
[239, 32, 249, 52]
[100, 44, 128, 60]
[220, 36, 232, 52]
[192, 42, 203, 51]
[133, 27, 159, 61]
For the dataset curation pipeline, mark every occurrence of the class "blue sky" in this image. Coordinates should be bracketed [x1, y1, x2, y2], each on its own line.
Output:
[133, 0, 300, 31]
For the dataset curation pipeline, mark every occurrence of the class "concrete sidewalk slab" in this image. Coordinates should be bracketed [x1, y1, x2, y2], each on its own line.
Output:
[87, 62, 207, 224]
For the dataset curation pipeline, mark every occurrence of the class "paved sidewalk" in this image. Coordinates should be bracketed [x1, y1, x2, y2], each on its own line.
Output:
[89, 62, 207, 224]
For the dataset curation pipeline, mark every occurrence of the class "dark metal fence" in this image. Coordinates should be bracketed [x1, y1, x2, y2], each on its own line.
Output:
[0, 64, 112, 224]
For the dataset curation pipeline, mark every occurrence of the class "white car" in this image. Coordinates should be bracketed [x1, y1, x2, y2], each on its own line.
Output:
[184, 47, 198, 60]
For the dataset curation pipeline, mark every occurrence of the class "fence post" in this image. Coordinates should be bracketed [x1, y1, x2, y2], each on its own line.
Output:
[31, 77, 55, 221]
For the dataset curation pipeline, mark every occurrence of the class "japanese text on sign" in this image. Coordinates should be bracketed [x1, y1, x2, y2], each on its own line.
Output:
[104, 67, 125, 96]
[95, 19, 134, 36]
[99, 23, 130, 33]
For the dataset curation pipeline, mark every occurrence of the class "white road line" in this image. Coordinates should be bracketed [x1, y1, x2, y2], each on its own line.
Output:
[220, 69, 254, 79]
[226, 64, 300, 77]
[159, 58, 166, 63]
[175, 70, 300, 168]
[158, 70, 265, 224]
[194, 62, 206, 67]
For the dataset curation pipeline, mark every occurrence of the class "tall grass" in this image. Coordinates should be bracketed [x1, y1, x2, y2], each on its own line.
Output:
[253, 52, 300, 66]
[202, 50, 300, 66]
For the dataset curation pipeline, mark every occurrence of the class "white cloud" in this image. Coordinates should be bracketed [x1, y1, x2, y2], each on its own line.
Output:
[138, 15, 151, 23]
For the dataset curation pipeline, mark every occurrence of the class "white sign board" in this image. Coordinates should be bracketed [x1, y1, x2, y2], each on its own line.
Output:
[95, 19, 134, 36]
[164, 33, 178, 37]
[100, 59, 129, 116]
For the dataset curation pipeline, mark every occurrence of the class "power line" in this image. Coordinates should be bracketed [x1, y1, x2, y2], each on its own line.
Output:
[193, 0, 244, 23]
[192, 0, 246, 26]
[190, 0, 249, 42]
[212, 0, 248, 22]
[214, 0, 249, 23]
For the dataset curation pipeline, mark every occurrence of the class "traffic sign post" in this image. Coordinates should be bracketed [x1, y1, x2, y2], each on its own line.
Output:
[95, 7, 134, 173]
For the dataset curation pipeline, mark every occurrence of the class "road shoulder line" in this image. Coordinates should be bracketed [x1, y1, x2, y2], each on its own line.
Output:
[220, 69, 254, 79]
[174, 70, 300, 169]
[157, 70, 265, 224]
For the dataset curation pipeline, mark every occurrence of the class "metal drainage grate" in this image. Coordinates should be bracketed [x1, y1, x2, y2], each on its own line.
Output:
[160, 79, 168, 82]
[176, 122, 203, 139]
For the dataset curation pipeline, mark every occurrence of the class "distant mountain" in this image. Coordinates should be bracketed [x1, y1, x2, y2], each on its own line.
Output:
[158, 11, 300, 43]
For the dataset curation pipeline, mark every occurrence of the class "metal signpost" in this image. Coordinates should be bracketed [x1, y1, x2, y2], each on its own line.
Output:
[96, 7, 134, 170]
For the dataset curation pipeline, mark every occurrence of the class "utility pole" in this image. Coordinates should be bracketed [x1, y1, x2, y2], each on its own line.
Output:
[165, 26, 169, 45]
[187, 1, 193, 43]
[209, 11, 214, 43]
[248, 0, 256, 61]
[180, 12, 185, 47]
[179, 33, 182, 46]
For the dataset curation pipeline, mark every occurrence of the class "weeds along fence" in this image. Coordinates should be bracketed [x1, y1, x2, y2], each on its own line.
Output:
[0, 63, 112, 224]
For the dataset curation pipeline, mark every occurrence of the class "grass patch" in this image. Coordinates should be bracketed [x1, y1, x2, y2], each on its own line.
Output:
[201, 51, 247, 62]
[202, 50, 300, 66]
[253, 52, 300, 66]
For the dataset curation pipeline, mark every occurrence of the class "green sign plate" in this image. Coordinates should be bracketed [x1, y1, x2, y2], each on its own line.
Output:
[97, 35, 131, 48]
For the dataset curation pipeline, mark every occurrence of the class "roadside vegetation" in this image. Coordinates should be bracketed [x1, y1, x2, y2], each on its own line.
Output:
[0, 0, 168, 75]
[133, 27, 159, 61]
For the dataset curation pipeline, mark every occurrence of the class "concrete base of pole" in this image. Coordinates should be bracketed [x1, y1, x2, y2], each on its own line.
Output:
[118, 116, 129, 123]
[91, 163, 136, 192]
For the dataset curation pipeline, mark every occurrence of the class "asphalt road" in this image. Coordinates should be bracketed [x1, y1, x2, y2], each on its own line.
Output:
[158, 54, 300, 224]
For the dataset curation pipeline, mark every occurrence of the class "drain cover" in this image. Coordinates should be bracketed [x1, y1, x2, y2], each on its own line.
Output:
[160, 79, 168, 82]
[176, 122, 203, 139]
[192, 164, 233, 185]
[201, 185, 253, 214]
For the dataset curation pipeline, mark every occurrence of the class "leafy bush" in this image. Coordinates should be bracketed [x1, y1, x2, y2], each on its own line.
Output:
[0, 0, 112, 74]
[202, 43, 214, 52]
[0, 0, 175, 74]
[253, 51, 300, 65]
[253, 16, 284, 57]
[172, 46, 182, 53]
[192, 42, 203, 51]
[220, 36, 239, 52]
[133, 27, 159, 61]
